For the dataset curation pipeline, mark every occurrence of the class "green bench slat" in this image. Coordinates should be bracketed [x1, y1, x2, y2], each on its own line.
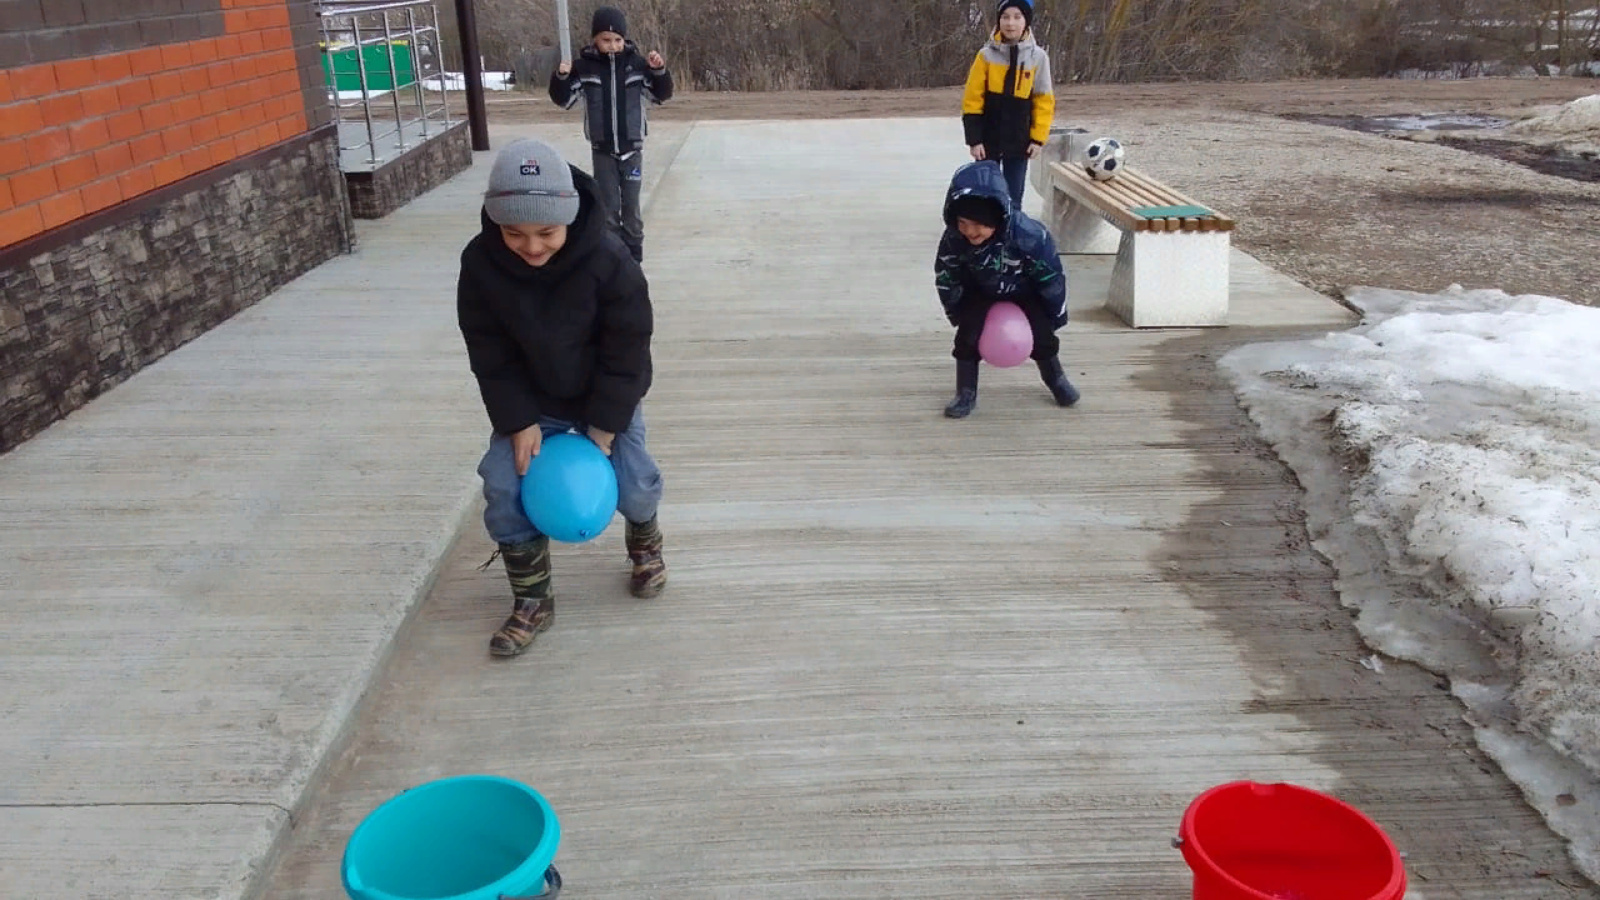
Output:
[1130, 204, 1213, 219]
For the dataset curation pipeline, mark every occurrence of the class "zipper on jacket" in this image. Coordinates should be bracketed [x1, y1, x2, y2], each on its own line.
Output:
[610, 54, 621, 155]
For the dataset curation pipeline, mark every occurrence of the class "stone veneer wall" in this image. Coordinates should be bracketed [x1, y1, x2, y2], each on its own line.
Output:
[0, 127, 352, 453]
[345, 120, 473, 219]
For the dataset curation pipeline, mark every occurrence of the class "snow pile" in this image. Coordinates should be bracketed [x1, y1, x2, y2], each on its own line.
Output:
[422, 71, 514, 92]
[1508, 93, 1600, 141]
[1221, 285, 1600, 878]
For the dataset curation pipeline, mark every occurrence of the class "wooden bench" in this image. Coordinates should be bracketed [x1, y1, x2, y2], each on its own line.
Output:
[1044, 159, 1236, 327]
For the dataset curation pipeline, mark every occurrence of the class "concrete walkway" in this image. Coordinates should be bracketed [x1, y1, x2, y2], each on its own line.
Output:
[0, 123, 687, 898]
[248, 119, 1589, 899]
[2, 116, 1590, 899]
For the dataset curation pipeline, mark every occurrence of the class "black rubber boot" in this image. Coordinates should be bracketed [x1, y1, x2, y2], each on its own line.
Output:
[1038, 356, 1081, 407]
[944, 360, 979, 418]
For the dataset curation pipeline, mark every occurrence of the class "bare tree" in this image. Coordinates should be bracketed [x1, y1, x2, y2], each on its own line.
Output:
[435, 0, 1597, 91]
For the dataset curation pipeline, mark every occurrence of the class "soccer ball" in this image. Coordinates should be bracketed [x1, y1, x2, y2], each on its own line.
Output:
[1082, 137, 1126, 181]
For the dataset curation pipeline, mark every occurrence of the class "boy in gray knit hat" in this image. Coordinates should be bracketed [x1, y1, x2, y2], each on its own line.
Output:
[458, 137, 667, 658]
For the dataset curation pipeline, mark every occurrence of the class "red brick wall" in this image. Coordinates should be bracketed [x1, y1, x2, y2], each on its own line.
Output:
[1, 0, 323, 248]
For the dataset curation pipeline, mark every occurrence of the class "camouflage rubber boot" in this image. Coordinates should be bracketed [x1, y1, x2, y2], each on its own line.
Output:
[488, 537, 554, 657]
[625, 516, 667, 599]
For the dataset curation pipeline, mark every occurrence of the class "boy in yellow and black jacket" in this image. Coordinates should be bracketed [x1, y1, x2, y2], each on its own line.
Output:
[961, 0, 1055, 211]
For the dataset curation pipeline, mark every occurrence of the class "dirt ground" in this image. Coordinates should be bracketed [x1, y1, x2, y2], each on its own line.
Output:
[484, 77, 1596, 121]
[477, 77, 1600, 306]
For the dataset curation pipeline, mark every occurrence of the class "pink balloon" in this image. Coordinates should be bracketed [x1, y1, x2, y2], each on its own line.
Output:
[978, 301, 1033, 368]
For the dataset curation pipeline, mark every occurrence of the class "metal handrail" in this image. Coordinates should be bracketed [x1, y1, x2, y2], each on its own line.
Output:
[317, 0, 452, 168]
[350, 103, 450, 142]
[318, 0, 436, 16]
[337, 28, 438, 50]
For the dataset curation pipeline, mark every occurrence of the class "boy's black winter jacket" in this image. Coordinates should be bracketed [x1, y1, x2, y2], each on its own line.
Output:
[549, 42, 673, 155]
[457, 166, 653, 436]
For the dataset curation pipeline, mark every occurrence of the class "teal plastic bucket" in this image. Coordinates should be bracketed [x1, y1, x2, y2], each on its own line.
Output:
[341, 775, 561, 900]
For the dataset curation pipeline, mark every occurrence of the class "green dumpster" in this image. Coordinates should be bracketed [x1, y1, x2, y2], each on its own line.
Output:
[321, 41, 417, 92]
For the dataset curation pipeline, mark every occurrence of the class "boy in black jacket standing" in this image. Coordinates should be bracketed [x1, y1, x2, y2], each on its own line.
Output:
[549, 6, 673, 263]
[458, 137, 667, 658]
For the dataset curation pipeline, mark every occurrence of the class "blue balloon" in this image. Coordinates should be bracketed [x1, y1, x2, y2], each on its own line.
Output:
[519, 432, 619, 543]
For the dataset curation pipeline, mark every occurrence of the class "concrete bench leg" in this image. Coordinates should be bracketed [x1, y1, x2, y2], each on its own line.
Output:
[1049, 191, 1122, 254]
[1107, 229, 1230, 327]
[1039, 129, 1122, 255]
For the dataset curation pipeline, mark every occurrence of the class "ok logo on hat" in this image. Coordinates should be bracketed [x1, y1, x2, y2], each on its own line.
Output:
[519, 159, 542, 176]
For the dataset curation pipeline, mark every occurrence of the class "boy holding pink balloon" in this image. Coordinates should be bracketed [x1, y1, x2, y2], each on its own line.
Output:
[936, 159, 1080, 418]
[458, 137, 667, 658]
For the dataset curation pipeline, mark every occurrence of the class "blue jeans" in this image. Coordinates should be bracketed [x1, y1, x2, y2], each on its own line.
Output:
[998, 156, 1028, 211]
[477, 405, 663, 545]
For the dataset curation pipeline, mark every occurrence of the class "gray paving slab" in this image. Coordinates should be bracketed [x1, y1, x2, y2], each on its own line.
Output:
[0, 125, 686, 899]
[258, 119, 1589, 899]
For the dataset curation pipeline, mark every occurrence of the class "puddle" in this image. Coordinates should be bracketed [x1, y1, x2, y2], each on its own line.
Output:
[1287, 112, 1599, 183]
[1290, 112, 1511, 133]
[1435, 137, 1600, 183]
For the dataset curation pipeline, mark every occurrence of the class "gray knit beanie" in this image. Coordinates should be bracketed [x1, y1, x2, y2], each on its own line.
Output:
[484, 138, 580, 226]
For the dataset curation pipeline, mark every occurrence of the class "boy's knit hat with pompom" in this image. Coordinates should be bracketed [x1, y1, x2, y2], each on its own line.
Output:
[997, 0, 1033, 29]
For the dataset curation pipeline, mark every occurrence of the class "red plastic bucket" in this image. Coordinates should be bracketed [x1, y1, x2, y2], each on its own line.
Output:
[1176, 782, 1406, 900]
